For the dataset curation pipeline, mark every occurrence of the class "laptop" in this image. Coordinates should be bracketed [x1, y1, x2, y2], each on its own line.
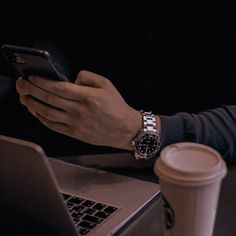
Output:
[0, 135, 160, 236]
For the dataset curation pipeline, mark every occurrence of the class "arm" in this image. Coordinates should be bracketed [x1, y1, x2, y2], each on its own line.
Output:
[159, 107, 236, 164]
[15, 70, 236, 164]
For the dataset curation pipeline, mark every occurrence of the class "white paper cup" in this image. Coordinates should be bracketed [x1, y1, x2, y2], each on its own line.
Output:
[154, 142, 227, 236]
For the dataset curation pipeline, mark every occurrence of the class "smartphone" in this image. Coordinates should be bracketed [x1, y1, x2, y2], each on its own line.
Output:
[1, 44, 69, 82]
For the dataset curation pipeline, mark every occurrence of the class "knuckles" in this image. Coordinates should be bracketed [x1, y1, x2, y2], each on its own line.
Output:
[52, 82, 67, 94]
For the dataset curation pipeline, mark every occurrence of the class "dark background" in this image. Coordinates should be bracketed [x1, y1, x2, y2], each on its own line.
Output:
[0, 2, 236, 157]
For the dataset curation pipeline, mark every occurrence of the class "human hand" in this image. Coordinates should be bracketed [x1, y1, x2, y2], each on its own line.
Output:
[16, 70, 142, 150]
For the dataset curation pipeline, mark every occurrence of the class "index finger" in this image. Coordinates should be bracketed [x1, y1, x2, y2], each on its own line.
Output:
[28, 75, 97, 102]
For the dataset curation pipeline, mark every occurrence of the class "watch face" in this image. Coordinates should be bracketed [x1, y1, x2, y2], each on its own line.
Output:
[134, 132, 160, 159]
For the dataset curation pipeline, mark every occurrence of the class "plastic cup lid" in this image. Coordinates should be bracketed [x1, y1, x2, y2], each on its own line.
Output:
[154, 142, 227, 186]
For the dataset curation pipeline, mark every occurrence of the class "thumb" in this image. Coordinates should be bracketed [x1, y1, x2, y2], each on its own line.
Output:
[75, 70, 107, 88]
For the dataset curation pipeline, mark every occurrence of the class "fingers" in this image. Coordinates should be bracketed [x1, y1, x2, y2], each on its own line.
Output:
[26, 75, 98, 102]
[75, 70, 110, 88]
[16, 77, 76, 111]
[27, 76, 81, 100]
[16, 70, 113, 106]
[36, 113, 70, 135]
[20, 95, 69, 124]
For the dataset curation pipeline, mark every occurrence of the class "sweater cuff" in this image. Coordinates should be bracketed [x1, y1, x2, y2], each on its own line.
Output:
[159, 114, 184, 148]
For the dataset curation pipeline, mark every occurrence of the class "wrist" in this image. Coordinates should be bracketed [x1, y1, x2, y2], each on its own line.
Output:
[117, 109, 162, 152]
[123, 109, 142, 151]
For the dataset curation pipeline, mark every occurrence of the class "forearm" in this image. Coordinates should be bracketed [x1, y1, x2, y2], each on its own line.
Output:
[159, 105, 236, 164]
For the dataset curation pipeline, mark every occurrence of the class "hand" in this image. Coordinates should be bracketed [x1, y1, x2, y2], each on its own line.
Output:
[16, 70, 142, 150]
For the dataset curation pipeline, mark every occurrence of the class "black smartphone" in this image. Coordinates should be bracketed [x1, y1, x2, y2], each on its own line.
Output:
[1, 44, 69, 82]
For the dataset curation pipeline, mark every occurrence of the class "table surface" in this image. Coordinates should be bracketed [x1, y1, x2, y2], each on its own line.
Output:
[58, 152, 236, 236]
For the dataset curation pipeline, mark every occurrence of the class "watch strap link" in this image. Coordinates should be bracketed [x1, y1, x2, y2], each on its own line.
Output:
[141, 110, 158, 133]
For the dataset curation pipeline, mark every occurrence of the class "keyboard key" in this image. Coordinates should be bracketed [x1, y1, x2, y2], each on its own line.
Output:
[78, 221, 97, 230]
[82, 215, 104, 224]
[62, 193, 71, 200]
[68, 196, 84, 205]
[92, 203, 106, 211]
[72, 205, 85, 212]
[83, 208, 97, 215]
[72, 211, 84, 219]
[82, 200, 96, 207]
[94, 211, 110, 219]
[66, 201, 75, 208]
[73, 217, 80, 224]
[103, 206, 118, 214]
[78, 227, 90, 235]
[69, 208, 74, 213]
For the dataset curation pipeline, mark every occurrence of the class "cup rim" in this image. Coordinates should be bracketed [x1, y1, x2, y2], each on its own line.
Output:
[154, 142, 227, 186]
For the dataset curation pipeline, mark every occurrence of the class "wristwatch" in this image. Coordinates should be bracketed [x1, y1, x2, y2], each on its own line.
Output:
[132, 110, 161, 160]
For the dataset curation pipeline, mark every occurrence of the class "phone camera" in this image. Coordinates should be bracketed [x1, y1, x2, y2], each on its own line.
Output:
[11, 53, 26, 64]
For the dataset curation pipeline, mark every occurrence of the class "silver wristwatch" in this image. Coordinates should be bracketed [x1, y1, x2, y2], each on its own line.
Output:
[132, 110, 161, 160]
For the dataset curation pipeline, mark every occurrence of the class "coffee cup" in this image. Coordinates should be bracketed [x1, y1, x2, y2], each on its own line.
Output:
[154, 142, 227, 236]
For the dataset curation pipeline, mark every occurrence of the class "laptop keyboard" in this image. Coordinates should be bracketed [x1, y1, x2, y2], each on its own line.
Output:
[62, 193, 119, 235]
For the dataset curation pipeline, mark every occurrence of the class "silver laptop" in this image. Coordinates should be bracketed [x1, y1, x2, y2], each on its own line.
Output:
[0, 135, 160, 236]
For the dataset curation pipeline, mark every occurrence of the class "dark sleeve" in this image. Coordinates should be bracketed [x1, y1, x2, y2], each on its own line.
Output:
[159, 105, 236, 164]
